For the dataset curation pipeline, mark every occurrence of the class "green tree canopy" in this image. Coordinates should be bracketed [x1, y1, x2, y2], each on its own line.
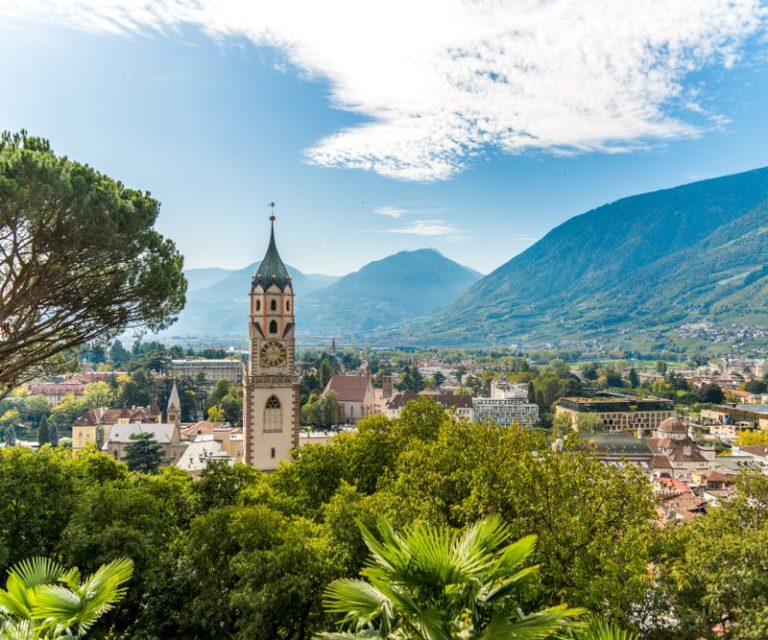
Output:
[0, 131, 186, 396]
[124, 432, 164, 474]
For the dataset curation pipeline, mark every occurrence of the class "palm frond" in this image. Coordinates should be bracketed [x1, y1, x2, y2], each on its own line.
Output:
[571, 616, 638, 640]
[478, 604, 586, 640]
[33, 557, 133, 637]
[0, 557, 66, 619]
[0, 619, 36, 640]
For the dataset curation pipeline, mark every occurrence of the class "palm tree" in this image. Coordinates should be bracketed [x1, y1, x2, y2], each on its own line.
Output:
[0, 556, 133, 639]
[570, 617, 638, 640]
[318, 515, 585, 639]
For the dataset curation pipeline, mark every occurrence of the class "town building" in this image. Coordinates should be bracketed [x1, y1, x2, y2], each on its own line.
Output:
[27, 382, 85, 406]
[588, 432, 654, 471]
[647, 418, 713, 480]
[700, 404, 768, 430]
[555, 396, 675, 437]
[473, 397, 539, 427]
[489, 380, 529, 399]
[732, 444, 768, 471]
[242, 216, 300, 470]
[167, 358, 243, 385]
[103, 422, 185, 465]
[175, 427, 244, 475]
[324, 375, 375, 423]
[72, 403, 162, 451]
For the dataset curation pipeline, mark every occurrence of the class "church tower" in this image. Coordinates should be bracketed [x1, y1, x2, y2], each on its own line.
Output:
[167, 381, 181, 427]
[243, 214, 300, 470]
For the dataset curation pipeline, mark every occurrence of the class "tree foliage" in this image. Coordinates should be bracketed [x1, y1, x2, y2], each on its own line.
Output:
[0, 131, 186, 395]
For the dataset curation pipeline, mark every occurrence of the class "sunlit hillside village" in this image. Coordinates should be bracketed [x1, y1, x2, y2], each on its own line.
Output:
[6, 220, 768, 525]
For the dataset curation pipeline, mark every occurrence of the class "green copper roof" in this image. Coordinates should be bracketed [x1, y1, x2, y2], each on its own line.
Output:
[253, 218, 291, 290]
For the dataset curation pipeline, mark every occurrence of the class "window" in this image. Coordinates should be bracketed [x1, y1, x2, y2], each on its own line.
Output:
[286, 300, 291, 311]
[270, 299, 277, 311]
[271, 447, 276, 459]
[256, 299, 261, 311]
[269, 320, 278, 334]
[264, 395, 282, 432]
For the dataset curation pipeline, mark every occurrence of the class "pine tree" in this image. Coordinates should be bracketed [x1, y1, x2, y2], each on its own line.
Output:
[37, 416, 50, 445]
[628, 367, 640, 389]
[125, 432, 164, 474]
[48, 423, 59, 447]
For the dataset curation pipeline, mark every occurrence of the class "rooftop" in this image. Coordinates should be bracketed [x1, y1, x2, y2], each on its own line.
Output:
[253, 217, 291, 291]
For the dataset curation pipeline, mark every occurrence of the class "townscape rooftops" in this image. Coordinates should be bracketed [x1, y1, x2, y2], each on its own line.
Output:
[739, 444, 768, 458]
[658, 417, 687, 434]
[589, 432, 654, 457]
[73, 405, 160, 427]
[386, 391, 473, 410]
[180, 420, 229, 440]
[326, 375, 372, 403]
[106, 422, 177, 445]
[176, 439, 227, 473]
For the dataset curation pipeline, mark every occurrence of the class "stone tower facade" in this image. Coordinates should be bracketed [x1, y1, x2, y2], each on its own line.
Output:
[243, 216, 300, 470]
[167, 381, 181, 427]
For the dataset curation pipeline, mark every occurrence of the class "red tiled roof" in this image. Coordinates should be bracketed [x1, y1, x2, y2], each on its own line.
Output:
[325, 376, 372, 403]
[739, 444, 768, 458]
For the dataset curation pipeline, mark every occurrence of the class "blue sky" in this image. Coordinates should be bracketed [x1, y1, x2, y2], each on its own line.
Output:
[1, 2, 767, 276]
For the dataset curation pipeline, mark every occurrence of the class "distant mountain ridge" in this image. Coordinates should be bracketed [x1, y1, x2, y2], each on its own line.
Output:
[409, 166, 768, 347]
[299, 249, 482, 335]
[166, 249, 482, 339]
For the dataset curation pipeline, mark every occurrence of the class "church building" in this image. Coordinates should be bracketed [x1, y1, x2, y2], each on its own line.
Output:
[243, 215, 300, 470]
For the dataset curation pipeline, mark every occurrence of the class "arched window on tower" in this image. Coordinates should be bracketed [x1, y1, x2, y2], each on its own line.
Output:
[255, 299, 261, 311]
[264, 395, 282, 433]
[270, 299, 277, 311]
[286, 300, 291, 312]
[269, 320, 278, 334]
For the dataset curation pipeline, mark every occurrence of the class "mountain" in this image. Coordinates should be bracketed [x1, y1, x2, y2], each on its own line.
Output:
[411, 166, 768, 347]
[164, 250, 481, 340]
[184, 267, 232, 293]
[298, 249, 483, 336]
[165, 262, 339, 338]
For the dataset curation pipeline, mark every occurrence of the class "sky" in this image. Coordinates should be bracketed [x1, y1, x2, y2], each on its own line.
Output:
[0, 1, 767, 276]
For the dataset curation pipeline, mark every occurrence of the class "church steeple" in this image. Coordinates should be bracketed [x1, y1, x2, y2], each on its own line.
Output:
[243, 209, 300, 471]
[167, 381, 181, 427]
[253, 215, 291, 291]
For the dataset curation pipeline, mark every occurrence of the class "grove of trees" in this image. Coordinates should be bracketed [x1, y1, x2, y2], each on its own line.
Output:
[0, 398, 763, 638]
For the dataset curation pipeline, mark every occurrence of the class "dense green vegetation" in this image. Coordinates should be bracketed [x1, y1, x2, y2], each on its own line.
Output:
[0, 398, 764, 638]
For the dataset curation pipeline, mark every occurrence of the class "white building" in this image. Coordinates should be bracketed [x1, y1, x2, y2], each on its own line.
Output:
[473, 397, 539, 427]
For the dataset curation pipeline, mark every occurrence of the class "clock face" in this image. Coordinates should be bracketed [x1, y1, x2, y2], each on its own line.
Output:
[260, 340, 287, 367]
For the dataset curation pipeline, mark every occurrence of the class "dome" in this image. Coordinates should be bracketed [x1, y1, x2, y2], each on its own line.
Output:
[658, 417, 687, 434]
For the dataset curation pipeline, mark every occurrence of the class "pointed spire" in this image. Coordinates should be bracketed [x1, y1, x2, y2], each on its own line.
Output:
[253, 209, 291, 291]
[167, 381, 180, 412]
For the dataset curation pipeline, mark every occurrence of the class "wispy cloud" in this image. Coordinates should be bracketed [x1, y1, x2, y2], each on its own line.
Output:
[3, 0, 766, 181]
[374, 206, 407, 219]
[385, 219, 466, 240]
[510, 233, 536, 243]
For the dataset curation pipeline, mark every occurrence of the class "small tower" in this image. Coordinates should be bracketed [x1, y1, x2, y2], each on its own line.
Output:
[167, 381, 181, 427]
[243, 212, 300, 470]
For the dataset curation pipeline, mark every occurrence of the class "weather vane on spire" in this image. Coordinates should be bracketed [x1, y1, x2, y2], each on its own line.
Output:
[268, 201, 276, 223]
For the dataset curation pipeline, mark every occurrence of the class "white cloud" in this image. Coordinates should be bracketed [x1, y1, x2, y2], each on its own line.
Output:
[385, 219, 466, 240]
[2, 0, 766, 181]
[374, 206, 407, 219]
[509, 233, 536, 243]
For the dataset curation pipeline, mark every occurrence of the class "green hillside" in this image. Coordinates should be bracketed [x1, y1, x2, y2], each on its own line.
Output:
[299, 249, 482, 335]
[410, 166, 768, 348]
